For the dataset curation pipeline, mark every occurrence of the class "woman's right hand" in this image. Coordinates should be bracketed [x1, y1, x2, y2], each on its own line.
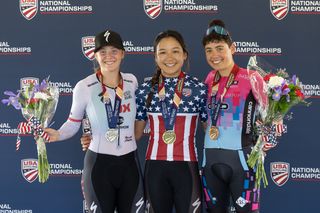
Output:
[81, 134, 92, 151]
[44, 128, 60, 142]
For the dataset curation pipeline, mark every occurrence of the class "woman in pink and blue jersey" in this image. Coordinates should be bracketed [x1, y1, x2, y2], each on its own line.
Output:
[201, 19, 268, 213]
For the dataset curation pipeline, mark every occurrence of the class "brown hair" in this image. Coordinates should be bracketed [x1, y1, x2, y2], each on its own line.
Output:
[202, 19, 233, 47]
[146, 30, 189, 107]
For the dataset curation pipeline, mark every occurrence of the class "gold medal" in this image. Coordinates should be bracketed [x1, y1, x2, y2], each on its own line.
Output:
[209, 126, 219, 140]
[162, 130, 176, 144]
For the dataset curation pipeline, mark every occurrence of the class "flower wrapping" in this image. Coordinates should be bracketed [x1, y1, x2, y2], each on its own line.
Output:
[246, 56, 310, 188]
[2, 77, 59, 183]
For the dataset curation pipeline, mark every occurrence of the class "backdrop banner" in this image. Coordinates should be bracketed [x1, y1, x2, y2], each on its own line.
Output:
[1, 0, 319, 212]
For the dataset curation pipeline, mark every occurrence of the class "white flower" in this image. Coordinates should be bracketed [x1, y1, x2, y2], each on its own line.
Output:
[34, 92, 50, 101]
[267, 76, 285, 89]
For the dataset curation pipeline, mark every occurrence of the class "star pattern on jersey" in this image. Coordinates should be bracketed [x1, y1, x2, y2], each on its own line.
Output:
[136, 74, 208, 121]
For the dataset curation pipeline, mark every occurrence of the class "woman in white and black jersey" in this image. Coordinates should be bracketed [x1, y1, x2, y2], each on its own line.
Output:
[45, 29, 144, 213]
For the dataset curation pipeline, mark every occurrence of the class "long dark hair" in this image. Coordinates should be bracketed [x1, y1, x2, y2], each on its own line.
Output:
[202, 19, 233, 47]
[146, 30, 189, 107]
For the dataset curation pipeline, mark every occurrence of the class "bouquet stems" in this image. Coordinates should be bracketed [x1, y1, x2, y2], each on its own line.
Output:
[36, 137, 50, 183]
[247, 136, 268, 188]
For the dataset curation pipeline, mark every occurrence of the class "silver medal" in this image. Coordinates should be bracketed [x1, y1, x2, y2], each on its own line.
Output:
[105, 129, 118, 143]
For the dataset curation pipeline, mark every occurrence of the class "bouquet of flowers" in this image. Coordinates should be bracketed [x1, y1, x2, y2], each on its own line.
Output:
[246, 56, 310, 188]
[1, 76, 59, 183]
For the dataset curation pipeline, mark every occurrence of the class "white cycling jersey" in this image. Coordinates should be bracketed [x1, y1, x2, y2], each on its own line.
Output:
[58, 72, 138, 156]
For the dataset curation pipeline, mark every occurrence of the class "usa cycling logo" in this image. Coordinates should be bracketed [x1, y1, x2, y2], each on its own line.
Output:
[21, 159, 38, 183]
[20, 0, 38, 20]
[270, 0, 289, 20]
[270, 162, 290, 186]
[143, 0, 162, 19]
[81, 36, 95, 60]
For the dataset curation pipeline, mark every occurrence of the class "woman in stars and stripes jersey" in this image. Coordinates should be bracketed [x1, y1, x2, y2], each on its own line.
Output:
[201, 20, 269, 213]
[135, 30, 208, 213]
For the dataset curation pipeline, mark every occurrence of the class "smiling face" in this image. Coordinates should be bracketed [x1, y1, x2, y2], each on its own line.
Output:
[204, 41, 235, 76]
[95, 45, 124, 73]
[155, 36, 187, 78]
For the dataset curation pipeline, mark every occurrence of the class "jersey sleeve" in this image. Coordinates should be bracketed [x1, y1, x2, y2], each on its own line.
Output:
[132, 74, 138, 91]
[198, 81, 208, 122]
[58, 80, 87, 141]
[135, 81, 150, 121]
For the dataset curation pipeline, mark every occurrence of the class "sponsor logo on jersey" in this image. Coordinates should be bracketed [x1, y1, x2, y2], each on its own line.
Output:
[124, 91, 132, 100]
[143, 0, 162, 19]
[270, 0, 289, 20]
[182, 88, 192, 97]
[21, 159, 38, 183]
[235, 196, 248, 207]
[135, 197, 144, 212]
[20, 0, 38, 20]
[270, 162, 290, 186]
[82, 36, 95, 60]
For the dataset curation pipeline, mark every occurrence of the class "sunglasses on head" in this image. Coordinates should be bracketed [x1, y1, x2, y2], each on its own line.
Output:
[206, 25, 229, 36]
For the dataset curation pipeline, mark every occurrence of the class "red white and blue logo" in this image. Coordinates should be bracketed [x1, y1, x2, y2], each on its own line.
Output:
[81, 36, 95, 60]
[270, 162, 290, 186]
[143, 0, 162, 19]
[270, 0, 289, 20]
[20, 77, 39, 92]
[19, 0, 38, 20]
[21, 159, 38, 183]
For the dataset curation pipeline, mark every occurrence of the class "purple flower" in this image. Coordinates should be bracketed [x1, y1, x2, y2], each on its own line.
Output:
[1, 90, 22, 110]
[272, 88, 282, 101]
[292, 75, 297, 85]
[34, 79, 48, 92]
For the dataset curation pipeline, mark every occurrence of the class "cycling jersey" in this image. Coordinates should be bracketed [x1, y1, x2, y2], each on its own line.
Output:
[58, 72, 138, 156]
[136, 73, 208, 161]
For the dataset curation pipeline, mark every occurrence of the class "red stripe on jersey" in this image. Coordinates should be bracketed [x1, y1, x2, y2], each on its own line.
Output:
[68, 117, 82, 122]
[146, 115, 155, 159]
[146, 113, 199, 162]
[157, 115, 167, 160]
[173, 116, 186, 161]
[188, 115, 197, 161]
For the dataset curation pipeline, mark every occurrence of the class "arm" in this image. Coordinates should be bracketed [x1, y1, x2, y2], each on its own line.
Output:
[201, 122, 207, 132]
[135, 120, 146, 141]
[44, 80, 87, 142]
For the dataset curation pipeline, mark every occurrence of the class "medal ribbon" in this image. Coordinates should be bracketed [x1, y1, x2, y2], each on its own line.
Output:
[158, 72, 185, 131]
[210, 65, 239, 127]
[97, 71, 123, 129]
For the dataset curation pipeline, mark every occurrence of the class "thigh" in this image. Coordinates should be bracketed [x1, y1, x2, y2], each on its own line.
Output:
[83, 150, 116, 213]
[202, 162, 230, 213]
[144, 160, 174, 213]
[117, 158, 140, 213]
[229, 149, 260, 213]
[172, 161, 202, 213]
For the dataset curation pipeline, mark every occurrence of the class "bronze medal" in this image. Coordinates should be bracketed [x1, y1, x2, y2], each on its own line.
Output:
[209, 126, 219, 140]
[162, 130, 176, 144]
[105, 129, 118, 143]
